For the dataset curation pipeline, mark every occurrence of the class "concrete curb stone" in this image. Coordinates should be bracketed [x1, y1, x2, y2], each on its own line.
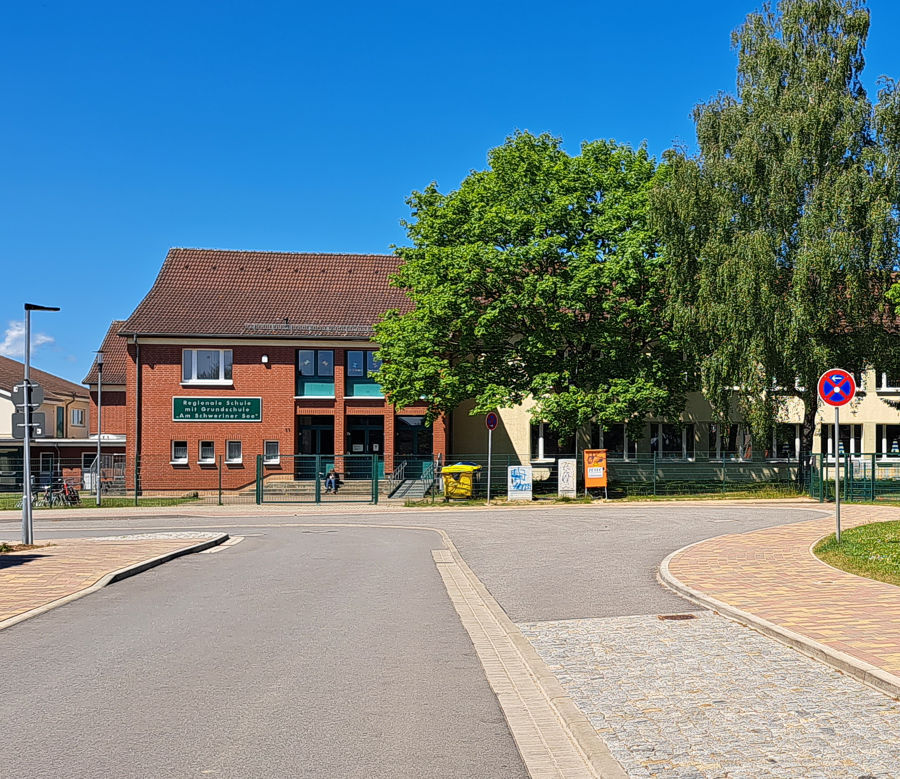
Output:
[0, 532, 229, 632]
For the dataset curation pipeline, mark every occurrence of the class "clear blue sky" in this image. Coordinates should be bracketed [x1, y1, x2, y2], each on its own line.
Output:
[3, 0, 900, 383]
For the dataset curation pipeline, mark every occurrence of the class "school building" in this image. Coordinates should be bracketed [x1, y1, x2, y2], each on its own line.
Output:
[104, 248, 446, 496]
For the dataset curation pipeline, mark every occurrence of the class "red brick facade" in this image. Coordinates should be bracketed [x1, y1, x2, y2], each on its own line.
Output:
[125, 342, 446, 492]
[89, 390, 127, 436]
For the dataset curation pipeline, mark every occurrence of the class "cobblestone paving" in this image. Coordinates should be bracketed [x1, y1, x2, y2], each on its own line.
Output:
[519, 612, 900, 778]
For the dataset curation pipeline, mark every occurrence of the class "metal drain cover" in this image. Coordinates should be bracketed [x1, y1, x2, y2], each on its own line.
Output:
[657, 613, 698, 621]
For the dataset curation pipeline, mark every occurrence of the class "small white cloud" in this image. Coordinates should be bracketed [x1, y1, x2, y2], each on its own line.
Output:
[0, 320, 54, 358]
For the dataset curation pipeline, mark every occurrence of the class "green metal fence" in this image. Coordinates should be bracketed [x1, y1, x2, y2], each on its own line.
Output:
[435, 453, 804, 500]
[808, 453, 900, 503]
[257, 454, 381, 504]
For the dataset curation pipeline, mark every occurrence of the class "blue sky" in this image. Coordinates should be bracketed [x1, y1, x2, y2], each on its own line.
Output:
[3, 0, 900, 383]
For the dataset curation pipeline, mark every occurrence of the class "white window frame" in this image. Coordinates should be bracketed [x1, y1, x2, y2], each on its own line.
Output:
[198, 440, 215, 464]
[225, 440, 242, 464]
[182, 349, 233, 385]
[766, 423, 800, 461]
[822, 424, 862, 461]
[876, 370, 900, 394]
[264, 440, 281, 465]
[708, 424, 753, 462]
[651, 422, 695, 461]
[171, 440, 188, 465]
[877, 424, 900, 459]
[596, 423, 630, 461]
[71, 408, 85, 427]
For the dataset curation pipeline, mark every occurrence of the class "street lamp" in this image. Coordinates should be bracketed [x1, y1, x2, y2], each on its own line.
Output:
[95, 349, 104, 506]
[22, 303, 60, 545]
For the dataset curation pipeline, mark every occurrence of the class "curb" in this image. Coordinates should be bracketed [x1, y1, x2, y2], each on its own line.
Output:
[0, 533, 229, 632]
[658, 539, 900, 700]
[436, 531, 628, 778]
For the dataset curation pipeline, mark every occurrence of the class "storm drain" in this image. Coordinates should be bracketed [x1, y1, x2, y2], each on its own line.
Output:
[657, 613, 698, 621]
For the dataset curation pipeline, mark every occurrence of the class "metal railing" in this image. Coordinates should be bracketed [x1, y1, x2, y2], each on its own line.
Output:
[809, 453, 900, 503]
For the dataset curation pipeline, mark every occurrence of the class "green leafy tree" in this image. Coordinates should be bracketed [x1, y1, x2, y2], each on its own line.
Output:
[375, 132, 687, 445]
[653, 0, 900, 462]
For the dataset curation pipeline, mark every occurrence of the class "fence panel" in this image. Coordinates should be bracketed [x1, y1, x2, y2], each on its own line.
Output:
[259, 454, 381, 504]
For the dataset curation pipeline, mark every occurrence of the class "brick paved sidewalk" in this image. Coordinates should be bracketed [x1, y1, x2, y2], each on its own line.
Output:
[0, 533, 224, 625]
[664, 504, 900, 690]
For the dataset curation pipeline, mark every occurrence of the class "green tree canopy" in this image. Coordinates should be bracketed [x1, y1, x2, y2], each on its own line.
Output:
[374, 132, 687, 443]
[653, 0, 900, 456]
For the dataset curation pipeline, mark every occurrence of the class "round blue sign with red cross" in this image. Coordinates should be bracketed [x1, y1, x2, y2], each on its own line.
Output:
[818, 369, 857, 407]
[485, 412, 499, 431]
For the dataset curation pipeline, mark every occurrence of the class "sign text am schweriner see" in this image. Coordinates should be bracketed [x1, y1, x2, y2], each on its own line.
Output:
[173, 397, 262, 422]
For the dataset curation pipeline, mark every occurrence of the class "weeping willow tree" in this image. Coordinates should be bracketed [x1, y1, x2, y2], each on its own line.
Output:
[654, 0, 900, 467]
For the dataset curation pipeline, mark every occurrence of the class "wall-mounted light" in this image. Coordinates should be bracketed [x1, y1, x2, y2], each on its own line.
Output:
[261, 354, 269, 365]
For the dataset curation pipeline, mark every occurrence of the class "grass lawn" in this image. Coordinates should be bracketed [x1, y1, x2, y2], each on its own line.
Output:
[0, 494, 200, 510]
[814, 520, 900, 588]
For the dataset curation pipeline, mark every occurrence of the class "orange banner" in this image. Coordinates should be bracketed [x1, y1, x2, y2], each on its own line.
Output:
[583, 449, 608, 488]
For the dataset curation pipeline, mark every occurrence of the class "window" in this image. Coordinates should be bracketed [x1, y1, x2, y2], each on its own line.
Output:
[71, 408, 85, 427]
[708, 424, 752, 460]
[877, 425, 900, 457]
[171, 441, 188, 464]
[767, 424, 799, 460]
[590, 423, 628, 459]
[298, 350, 333, 376]
[820, 424, 862, 459]
[182, 349, 233, 383]
[264, 440, 281, 465]
[345, 350, 383, 397]
[56, 406, 64, 437]
[225, 440, 242, 464]
[875, 369, 900, 393]
[650, 422, 694, 460]
[199, 440, 215, 464]
[530, 422, 575, 461]
[297, 350, 335, 396]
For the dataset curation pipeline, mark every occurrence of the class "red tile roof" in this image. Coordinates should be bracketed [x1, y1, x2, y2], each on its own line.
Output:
[0, 355, 88, 400]
[83, 320, 129, 385]
[120, 248, 412, 338]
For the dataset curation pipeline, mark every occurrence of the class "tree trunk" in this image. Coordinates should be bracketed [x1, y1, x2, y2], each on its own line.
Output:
[797, 395, 819, 491]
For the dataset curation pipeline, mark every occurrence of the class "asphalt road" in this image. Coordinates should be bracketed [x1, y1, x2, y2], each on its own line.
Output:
[0, 502, 828, 777]
[0, 526, 527, 778]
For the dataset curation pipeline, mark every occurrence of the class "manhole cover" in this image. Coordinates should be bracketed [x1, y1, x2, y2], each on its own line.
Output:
[657, 613, 698, 621]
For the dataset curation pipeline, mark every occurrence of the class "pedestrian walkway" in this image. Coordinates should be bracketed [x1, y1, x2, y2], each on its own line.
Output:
[662, 504, 900, 694]
[0, 532, 225, 627]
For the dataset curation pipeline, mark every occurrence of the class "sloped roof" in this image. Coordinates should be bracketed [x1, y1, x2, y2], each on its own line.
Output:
[0, 355, 88, 400]
[120, 248, 412, 338]
[83, 320, 128, 385]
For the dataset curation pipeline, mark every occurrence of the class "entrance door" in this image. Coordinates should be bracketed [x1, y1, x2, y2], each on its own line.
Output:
[395, 416, 433, 477]
[347, 416, 384, 479]
[296, 416, 335, 479]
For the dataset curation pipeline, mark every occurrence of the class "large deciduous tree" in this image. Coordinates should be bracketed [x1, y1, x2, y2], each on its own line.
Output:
[653, 0, 900, 463]
[375, 132, 687, 444]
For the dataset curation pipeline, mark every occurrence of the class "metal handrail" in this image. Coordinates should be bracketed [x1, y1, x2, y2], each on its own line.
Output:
[388, 460, 407, 496]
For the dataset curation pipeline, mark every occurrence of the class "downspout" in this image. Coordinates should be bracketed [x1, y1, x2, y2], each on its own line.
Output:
[63, 395, 76, 438]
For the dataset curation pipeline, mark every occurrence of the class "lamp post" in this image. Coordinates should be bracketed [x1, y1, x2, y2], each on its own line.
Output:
[22, 303, 60, 545]
[95, 350, 104, 506]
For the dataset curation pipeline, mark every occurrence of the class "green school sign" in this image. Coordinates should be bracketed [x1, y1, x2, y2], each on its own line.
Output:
[173, 397, 262, 422]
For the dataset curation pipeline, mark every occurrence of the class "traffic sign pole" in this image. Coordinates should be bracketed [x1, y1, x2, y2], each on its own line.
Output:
[818, 369, 855, 544]
[485, 413, 499, 506]
[834, 406, 841, 542]
[487, 427, 492, 505]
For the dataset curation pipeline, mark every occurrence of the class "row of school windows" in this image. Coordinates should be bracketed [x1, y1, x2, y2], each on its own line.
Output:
[180, 348, 382, 398]
[170, 439, 281, 466]
[532, 422, 900, 461]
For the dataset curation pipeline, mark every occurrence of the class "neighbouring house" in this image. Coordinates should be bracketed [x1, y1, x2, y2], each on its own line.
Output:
[0, 354, 105, 492]
[113, 248, 447, 497]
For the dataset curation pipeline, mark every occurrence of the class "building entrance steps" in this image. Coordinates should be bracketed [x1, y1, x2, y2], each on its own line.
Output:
[660, 504, 900, 696]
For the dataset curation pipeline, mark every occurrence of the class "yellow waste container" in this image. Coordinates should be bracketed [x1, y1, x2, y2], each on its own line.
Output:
[442, 463, 482, 500]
